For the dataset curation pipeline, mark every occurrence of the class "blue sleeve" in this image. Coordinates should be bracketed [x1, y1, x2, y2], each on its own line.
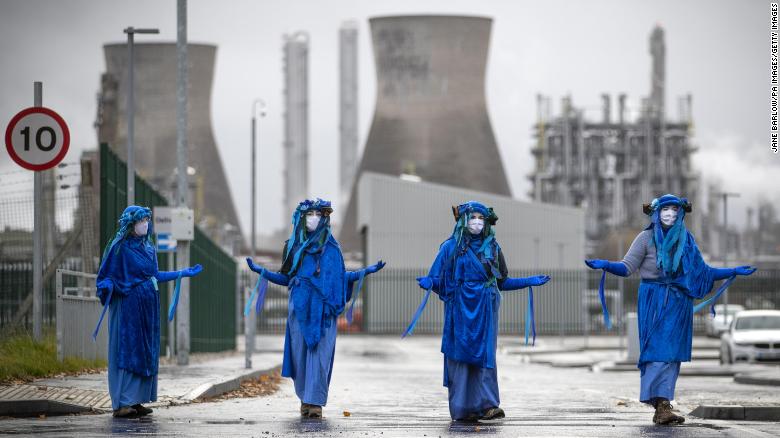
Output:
[604, 261, 629, 277]
[346, 270, 363, 283]
[155, 270, 180, 282]
[710, 267, 735, 281]
[263, 270, 290, 286]
[499, 277, 534, 291]
[426, 240, 452, 298]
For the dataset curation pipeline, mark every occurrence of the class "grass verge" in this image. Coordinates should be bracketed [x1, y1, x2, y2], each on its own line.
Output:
[0, 332, 106, 384]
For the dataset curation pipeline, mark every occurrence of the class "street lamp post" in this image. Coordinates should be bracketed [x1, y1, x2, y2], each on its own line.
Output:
[246, 99, 266, 369]
[124, 26, 159, 206]
[718, 192, 740, 320]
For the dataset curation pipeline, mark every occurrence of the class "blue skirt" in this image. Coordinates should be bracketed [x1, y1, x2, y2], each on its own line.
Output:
[282, 305, 337, 406]
[445, 358, 500, 420]
[639, 361, 680, 404]
[108, 297, 157, 410]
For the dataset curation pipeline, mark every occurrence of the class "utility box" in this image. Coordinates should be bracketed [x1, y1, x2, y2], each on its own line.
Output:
[627, 312, 640, 363]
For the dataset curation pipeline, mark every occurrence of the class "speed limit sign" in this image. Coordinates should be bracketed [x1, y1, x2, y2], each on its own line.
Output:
[4, 107, 70, 171]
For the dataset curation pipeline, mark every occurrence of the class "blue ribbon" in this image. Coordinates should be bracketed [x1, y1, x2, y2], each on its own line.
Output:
[598, 270, 612, 330]
[402, 287, 432, 338]
[254, 277, 269, 315]
[92, 286, 113, 340]
[693, 275, 737, 316]
[346, 270, 366, 325]
[167, 273, 183, 322]
[244, 272, 264, 317]
[524, 286, 536, 346]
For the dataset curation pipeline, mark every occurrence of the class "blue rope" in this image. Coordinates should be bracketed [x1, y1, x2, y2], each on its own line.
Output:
[402, 287, 432, 338]
[693, 275, 737, 316]
[524, 286, 536, 346]
[346, 270, 366, 325]
[92, 286, 113, 341]
[167, 273, 183, 322]
[598, 270, 612, 330]
[254, 277, 269, 315]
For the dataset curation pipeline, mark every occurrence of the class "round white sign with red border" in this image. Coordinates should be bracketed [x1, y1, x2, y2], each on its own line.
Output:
[4, 107, 70, 171]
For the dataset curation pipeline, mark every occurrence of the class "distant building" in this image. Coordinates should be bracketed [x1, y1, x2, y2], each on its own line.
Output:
[339, 21, 359, 211]
[95, 43, 242, 248]
[282, 32, 310, 224]
[529, 26, 699, 255]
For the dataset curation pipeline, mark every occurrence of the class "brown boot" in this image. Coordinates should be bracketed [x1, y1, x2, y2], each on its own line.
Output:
[480, 407, 505, 421]
[653, 400, 685, 425]
[132, 404, 153, 416]
[300, 403, 310, 417]
[306, 405, 322, 418]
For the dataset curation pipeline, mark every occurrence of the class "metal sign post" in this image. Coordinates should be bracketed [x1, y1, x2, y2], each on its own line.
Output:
[4, 82, 70, 340]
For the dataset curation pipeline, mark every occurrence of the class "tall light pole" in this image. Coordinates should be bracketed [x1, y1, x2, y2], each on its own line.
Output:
[718, 192, 740, 318]
[246, 99, 266, 369]
[124, 26, 159, 206]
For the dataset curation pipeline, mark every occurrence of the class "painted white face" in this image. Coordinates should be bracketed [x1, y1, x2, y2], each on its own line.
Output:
[467, 212, 485, 235]
[305, 210, 322, 232]
[134, 217, 150, 236]
[660, 205, 679, 227]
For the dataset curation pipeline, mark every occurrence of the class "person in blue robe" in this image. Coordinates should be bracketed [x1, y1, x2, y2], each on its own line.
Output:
[415, 201, 551, 422]
[246, 198, 385, 418]
[585, 194, 756, 425]
[95, 205, 203, 418]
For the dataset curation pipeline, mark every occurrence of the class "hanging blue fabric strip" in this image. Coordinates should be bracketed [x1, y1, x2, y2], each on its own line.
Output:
[244, 274, 263, 317]
[254, 276, 269, 315]
[346, 270, 366, 325]
[524, 286, 531, 345]
[693, 275, 737, 315]
[167, 273, 183, 322]
[92, 287, 113, 340]
[529, 286, 536, 346]
[598, 269, 612, 330]
[402, 287, 432, 338]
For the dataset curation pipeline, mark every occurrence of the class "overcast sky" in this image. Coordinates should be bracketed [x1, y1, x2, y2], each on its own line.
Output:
[0, 0, 776, 236]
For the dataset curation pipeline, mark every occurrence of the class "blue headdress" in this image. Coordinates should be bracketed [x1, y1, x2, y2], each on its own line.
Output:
[98, 205, 153, 273]
[281, 198, 334, 274]
[643, 194, 692, 278]
[451, 201, 499, 259]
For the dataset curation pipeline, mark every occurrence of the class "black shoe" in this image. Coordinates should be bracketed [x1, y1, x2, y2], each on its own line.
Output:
[132, 404, 153, 416]
[480, 407, 505, 421]
[112, 406, 137, 418]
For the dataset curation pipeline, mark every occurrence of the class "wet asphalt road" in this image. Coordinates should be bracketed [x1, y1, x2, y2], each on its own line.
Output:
[1, 336, 779, 437]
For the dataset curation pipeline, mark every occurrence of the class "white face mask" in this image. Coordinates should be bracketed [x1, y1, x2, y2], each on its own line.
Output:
[134, 219, 149, 236]
[660, 206, 678, 227]
[305, 213, 322, 232]
[467, 217, 484, 235]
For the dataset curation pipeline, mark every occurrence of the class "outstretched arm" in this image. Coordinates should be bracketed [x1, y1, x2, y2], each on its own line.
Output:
[499, 275, 551, 291]
[346, 260, 386, 283]
[155, 264, 203, 282]
[584, 260, 629, 277]
[246, 257, 289, 286]
[710, 265, 756, 281]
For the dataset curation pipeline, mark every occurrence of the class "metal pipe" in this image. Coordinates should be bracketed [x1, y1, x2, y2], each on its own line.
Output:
[33, 81, 43, 341]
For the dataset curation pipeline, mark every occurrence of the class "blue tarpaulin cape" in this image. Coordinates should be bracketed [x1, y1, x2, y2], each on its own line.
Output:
[428, 236, 502, 371]
[637, 229, 715, 365]
[96, 234, 161, 377]
[281, 235, 347, 378]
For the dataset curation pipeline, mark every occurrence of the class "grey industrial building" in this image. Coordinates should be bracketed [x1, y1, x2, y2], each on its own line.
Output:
[282, 32, 310, 222]
[95, 43, 242, 248]
[340, 15, 511, 253]
[529, 26, 700, 255]
[339, 21, 359, 210]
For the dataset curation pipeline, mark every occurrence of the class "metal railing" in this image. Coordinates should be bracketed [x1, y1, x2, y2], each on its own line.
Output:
[55, 269, 106, 362]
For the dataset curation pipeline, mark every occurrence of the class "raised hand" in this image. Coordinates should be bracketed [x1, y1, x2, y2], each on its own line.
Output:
[585, 259, 608, 270]
[182, 264, 203, 278]
[246, 257, 265, 274]
[734, 265, 757, 276]
[365, 260, 386, 274]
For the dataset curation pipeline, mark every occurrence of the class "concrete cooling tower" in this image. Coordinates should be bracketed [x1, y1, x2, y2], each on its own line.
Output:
[96, 43, 241, 240]
[340, 15, 511, 252]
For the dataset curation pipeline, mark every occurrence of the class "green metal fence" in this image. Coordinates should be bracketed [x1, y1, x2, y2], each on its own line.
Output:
[99, 143, 235, 352]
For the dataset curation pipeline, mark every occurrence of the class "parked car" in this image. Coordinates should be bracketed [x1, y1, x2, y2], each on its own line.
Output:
[720, 310, 780, 364]
[705, 304, 745, 337]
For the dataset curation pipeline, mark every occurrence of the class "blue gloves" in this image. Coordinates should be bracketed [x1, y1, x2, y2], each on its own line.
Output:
[245, 257, 289, 286]
[500, 275, 550, 291]
[585, 259, 628, 277]
[365, 260, 386, 274]
[735, 265, 757, 276]
[712, 265, 757, 280]
[416, 276, 440, 290]
[181, 264, 203, 278]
